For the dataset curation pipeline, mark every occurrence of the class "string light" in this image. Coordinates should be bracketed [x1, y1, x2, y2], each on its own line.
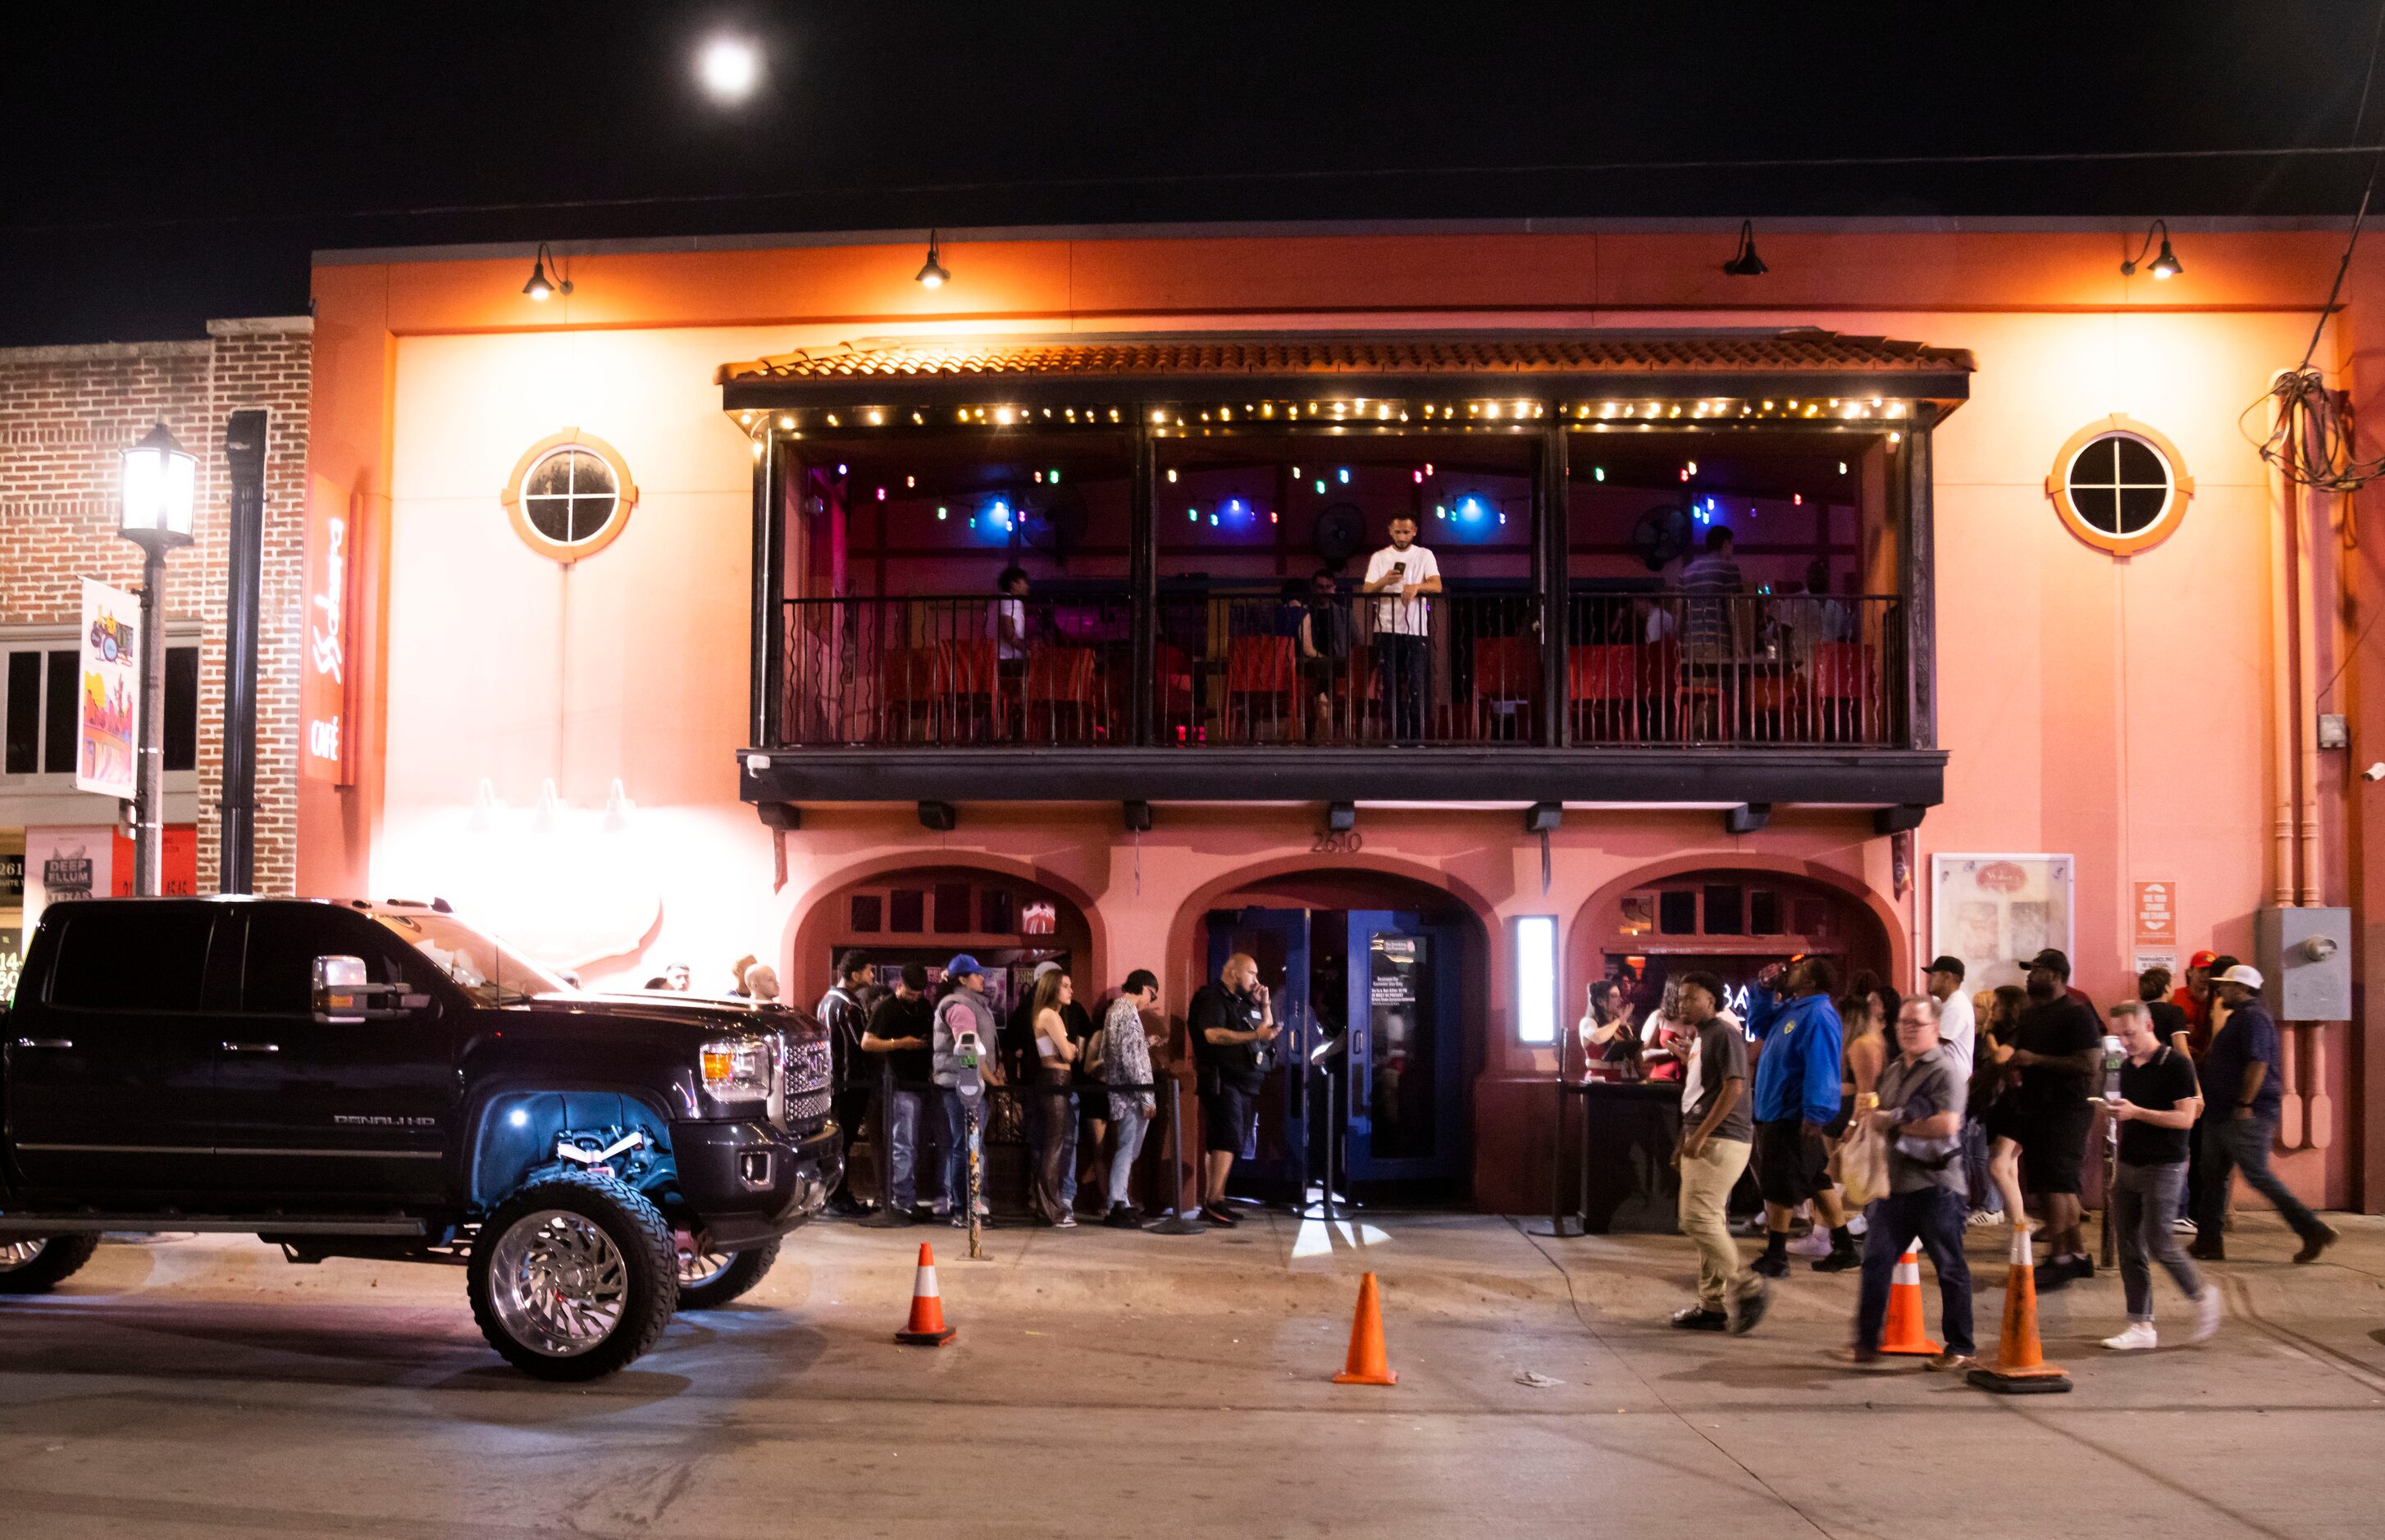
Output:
[1338, 467, 1350, 483]
[1593, 467, 1606, 481]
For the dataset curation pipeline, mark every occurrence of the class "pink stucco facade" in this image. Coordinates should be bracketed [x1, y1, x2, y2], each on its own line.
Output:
[308, 224, 2383, 1213]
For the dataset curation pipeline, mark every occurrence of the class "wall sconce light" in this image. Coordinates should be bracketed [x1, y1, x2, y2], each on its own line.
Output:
[2120, 219, 2182, 280]
[915, 230, 951, 289]
[522, 243, 572, 301]
[1721, 220, 1768, 277]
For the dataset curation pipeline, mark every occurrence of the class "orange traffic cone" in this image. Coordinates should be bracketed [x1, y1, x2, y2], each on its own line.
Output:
[1332, 1272, 1398, 1386]
[1878, 1239, 1943, 1356]
[894, 1242, 957, 1346]
[1966, 1225, 2070, 1394]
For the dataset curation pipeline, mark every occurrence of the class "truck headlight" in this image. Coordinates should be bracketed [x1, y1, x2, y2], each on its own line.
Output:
[700, 1037, 775, 1101]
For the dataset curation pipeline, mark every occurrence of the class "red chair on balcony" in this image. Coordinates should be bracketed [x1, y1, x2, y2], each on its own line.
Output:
[880, 644, 940, 744]
[1024, 645, 1100, 744]
[1809, 641, 1877, 742]
[1224, 635, 1297, 742]
[1567, 645, 1639, 742]
[934, 638, 1000, 742]
[1471, 636, 1540, 741]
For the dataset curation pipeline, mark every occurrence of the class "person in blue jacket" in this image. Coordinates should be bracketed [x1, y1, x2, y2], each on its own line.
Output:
[1746, 955, 1859, 1276]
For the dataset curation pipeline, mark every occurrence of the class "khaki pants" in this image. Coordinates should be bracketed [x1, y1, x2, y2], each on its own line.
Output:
[1678, 1136, 1755, 1310]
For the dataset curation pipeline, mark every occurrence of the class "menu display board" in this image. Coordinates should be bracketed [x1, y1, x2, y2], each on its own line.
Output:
[1931, 854, 2074, 993]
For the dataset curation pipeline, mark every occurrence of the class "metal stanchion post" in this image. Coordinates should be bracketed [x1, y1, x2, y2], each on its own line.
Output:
[860, 1055, 910, 1228]
[1529, 1078, 1585, 1237]
[1147, 1073, 1207, 1234]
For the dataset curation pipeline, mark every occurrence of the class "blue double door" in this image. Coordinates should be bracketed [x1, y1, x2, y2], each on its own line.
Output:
[1202, 907, 1466, 1199]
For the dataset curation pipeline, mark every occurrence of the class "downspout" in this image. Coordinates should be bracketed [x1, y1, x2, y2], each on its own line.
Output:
[2267, 380, 2300, 913]
[2293, 429, 2334, 1151]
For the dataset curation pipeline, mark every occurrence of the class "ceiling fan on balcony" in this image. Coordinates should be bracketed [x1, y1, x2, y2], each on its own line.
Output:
[1019, 486, 1091, 568]
[1312, 502, 1367, 568]
[1630, 501, 1694, 572]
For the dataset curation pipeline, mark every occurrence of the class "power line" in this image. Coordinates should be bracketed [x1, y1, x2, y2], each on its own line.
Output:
[10, 142, 2385, 238]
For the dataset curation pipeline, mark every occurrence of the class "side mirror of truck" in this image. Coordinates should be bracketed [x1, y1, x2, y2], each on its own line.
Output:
[313, 955, 431, 1023]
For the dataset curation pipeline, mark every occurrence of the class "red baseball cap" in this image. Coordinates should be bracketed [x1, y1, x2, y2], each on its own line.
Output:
[2187, 950, 2219, 970]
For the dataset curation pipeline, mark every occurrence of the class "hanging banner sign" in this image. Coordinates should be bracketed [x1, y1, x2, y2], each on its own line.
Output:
[75, 578, 141, 800]
[302, 489, 358, 784]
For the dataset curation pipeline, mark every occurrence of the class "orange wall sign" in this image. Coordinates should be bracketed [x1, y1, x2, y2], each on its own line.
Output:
[2132, 880, 2178, 950]
[302, 490, 358, 784]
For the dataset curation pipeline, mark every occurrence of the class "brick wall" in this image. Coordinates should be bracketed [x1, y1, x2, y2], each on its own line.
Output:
[0, 318, 312, 895]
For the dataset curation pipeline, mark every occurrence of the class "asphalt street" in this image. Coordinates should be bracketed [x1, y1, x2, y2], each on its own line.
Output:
[2, 1210, 2381, 1538]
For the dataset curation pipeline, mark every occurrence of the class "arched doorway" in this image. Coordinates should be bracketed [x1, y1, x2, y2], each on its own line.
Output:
[791, 861, 1098, 1018]
[1571, 863, 1895, 1030]
[1184, 867, 1489, 1209]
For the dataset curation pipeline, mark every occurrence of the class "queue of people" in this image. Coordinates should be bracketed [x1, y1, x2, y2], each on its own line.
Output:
[1627, 941, 2335, 1369]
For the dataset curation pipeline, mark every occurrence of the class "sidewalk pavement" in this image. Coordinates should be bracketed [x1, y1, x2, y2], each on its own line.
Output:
[0, 1208, 2378, 1538]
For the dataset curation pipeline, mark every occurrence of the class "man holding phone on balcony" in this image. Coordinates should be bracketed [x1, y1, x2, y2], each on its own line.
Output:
[1362, 515, 1440, 743]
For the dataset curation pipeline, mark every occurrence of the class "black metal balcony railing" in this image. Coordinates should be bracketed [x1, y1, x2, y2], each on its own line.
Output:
[778, 591, 1904, 750]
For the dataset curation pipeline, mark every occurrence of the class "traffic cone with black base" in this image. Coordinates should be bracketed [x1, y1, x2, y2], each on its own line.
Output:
[1879, 1239, 1943, 1356]
[894, 1242, 957, 1346]
[1966, 1226, 2070, 1394]
[1332, 1272, 1398, 1385]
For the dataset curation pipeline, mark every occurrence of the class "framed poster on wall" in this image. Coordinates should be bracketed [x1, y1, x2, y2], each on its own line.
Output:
[1931, 854, 2074, 993]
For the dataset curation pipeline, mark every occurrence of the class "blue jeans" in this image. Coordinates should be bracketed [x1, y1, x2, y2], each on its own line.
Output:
[939, 1088, 987, 1214]
[1854, 1187, 1974, 1356]
[882, 1088, 923, 1210]
[2112, 1160, 2203, 1321]
[1962, 1117, 2000, 1214]
[2196, 1114, 2323, 1244]
[1109, 1103, 1151, 1209]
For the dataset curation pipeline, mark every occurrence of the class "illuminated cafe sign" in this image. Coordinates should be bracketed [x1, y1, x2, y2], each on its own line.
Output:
[302, 491, 357, 784]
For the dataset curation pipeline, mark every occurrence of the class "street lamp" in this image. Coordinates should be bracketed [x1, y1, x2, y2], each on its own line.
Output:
[118, 421, 196, 896]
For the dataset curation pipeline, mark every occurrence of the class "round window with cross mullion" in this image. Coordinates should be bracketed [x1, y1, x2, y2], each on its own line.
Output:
[2046, 416, 2193, 555]
[503, 429, 639, 563]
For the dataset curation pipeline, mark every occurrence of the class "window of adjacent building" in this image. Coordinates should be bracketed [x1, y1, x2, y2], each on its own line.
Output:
[849, 895, 882, 933]
[887, 889, 924, 933]
[1658, 891, 1698, 935]
[1703, 884, 1745, 936]
[933, 882, 972, 933]
[503, 431, 637, 563]
[2049, 417, 2192, 556]
[2, 642, 197, 777]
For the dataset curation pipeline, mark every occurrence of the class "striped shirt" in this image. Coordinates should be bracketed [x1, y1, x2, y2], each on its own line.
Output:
[1680, 552, 1742, 653]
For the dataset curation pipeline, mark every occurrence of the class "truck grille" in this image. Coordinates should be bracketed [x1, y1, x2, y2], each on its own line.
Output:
[784, 1038, 832, 1127]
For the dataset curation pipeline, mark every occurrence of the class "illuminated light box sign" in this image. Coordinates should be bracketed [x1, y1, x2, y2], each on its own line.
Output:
[75, 579, 140, 800]
[302, 490, 358, 784]
[21, 824, 198, 931]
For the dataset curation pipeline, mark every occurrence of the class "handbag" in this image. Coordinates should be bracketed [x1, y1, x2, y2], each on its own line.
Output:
[1835, 1114, 1890, 1209]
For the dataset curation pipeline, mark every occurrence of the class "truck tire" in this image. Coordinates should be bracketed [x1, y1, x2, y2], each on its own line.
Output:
[0, 1234, 101, 1295]
[676, 1235, 779, 1310]
[467, 1170, 679, 1380]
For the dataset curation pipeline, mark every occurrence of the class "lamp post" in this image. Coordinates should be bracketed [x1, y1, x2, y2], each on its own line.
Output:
[117, 421, 196, 896]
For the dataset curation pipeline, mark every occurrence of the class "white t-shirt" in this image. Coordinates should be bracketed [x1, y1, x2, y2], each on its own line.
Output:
[1934, 986, 1976, 1082]
[1363, 542, 1440, 636]
[992, 596, 1028, 660]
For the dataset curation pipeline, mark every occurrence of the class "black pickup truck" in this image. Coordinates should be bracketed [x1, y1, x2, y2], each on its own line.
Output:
[0, 895, 839, 1379]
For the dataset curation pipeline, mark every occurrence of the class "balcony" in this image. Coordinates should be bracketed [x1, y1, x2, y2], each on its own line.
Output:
[726, 328, 1965, 815]
[746, 589, 1939, 810]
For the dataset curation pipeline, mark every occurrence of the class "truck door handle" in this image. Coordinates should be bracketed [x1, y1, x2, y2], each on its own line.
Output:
[221, 1041, 282, 1054]
[14, 1037, 72, 1050]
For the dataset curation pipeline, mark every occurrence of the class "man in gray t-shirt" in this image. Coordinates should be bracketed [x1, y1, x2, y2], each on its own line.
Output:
[1666, 971, 1767, 1334]
[1843, 996, 1976, 1367]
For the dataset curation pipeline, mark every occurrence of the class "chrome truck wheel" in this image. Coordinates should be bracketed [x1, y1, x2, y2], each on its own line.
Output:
[467, 1172, 677, 1379]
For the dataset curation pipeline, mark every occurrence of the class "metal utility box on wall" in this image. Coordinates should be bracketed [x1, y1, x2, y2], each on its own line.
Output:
[2254, 907, 2353, 1019]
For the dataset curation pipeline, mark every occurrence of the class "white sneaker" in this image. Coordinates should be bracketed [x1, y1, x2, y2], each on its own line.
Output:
[1845, 1212, 1869, 1238]
[2172, 1214, 2198, 1235]
[1787, 1228, 1833, 1259]
[1967, 1209, 2002, 1228]
[2188, 1289, 2223, 1344]
[2101, 1322, 2159, 1351]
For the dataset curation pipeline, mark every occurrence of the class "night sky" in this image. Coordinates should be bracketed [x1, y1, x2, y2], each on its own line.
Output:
[6, 2, 2383, 344]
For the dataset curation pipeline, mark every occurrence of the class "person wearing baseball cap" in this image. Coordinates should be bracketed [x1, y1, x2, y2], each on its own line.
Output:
[2191, 964, 2337, 1264]
[2174, 950, 2220, 1055]
[931, 955, 1004, 1225]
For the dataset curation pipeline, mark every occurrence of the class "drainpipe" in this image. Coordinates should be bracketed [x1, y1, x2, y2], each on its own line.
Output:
[2266, 381, 2299, 912]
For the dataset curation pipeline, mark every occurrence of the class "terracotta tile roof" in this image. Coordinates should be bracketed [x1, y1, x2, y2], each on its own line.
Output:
[718, 329, 1974, 388]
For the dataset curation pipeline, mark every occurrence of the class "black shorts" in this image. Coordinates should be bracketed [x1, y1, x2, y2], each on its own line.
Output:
[1202, 1083, 1260, 1152]
[1754, 1118, 1832, 1206]
[2021, 1101, 2093, 1195]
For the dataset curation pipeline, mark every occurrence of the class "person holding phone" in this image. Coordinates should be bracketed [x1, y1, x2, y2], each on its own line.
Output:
[1362, 514, 1441, 744]
[1188, 951, 1279, 1226]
